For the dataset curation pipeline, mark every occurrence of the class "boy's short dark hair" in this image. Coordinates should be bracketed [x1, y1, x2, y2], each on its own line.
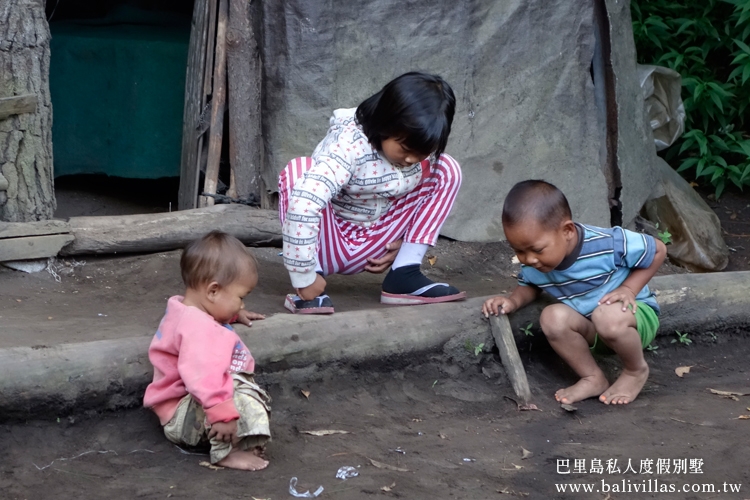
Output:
[355, 72, 456, 159]
[502, 180, 573, 230]
[181, 231, 258, 289]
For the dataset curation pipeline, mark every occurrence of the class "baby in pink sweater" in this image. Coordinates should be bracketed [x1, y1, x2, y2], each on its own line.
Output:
[144, 231, 270, 471]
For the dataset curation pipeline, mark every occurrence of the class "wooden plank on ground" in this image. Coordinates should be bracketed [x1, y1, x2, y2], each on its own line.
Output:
[227, 0, 263, 203]
[62, 205, 281, 255]
[0, 234, 74, 262]
[178, 0, 211, 210]
[489, 314, 532, 404]
[0, 94, 37, 120]
[200, 0, 228, 208]
[0, 220, 70, 239]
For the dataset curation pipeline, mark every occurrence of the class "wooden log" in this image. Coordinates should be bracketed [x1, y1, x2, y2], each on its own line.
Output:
[0, 219, 70, 239]
[178, 0, 211, 210]
[489, 314, 532, 404]
[200, 0, 229, 208]
[60, 205, 281, 255]
[4, 273, 750, 419]
[227, 0, 263, 203]
[0, 234, 74, 262]
[0, 94, 37, 120]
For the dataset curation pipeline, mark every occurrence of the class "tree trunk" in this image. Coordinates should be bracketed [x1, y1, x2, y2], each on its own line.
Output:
[0, 0, 55, 222]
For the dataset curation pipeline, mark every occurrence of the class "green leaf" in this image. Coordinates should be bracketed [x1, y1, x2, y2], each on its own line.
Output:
[647, 31, 664, 49]
[728, 65, 745, 81]
[711, 167, 725, 182]
[735, 38, 750, 54]
[715, 178, 726, 199]
[743, 64, 750, 85]
[677, 157, 699, 172]
[675, 19, 696, 34]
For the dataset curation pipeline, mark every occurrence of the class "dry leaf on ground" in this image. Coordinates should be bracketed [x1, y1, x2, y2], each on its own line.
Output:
[198, 461, 224, 470]
[500, 463, 524, 471]
[368, 458, 410, 472]
[708, 388, 749, 400]
[736, 415, 750, 420]
[675, 366, 693, 377]
[560, 403, 577, 412]
[519, 403, 541, 411]
[427, 255, 437, 266]
[300, 390, 310, 399]
[300, 430, 350, 436]
[521, 448, 533, 460]
[381, 482, 396, 492]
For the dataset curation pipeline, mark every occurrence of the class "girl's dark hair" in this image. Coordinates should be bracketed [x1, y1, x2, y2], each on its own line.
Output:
[181, 231, 258, 289]
[502, 180, 573, 230]
[356, 72, 456, 158]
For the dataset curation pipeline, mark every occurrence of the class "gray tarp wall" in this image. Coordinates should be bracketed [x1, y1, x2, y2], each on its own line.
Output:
[260, 0, 654, 241]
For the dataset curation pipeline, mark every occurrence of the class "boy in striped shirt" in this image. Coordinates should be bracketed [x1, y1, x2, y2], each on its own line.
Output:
[482, 180, 667, 405]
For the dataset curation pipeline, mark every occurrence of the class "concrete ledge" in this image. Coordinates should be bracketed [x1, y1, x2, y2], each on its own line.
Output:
[1, 272, 748, 420]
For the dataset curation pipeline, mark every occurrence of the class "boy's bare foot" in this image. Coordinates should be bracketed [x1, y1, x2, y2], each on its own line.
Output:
[599, 364, 649, 405]
[216, 449, 269, 471]
[555, 374, 610, 405]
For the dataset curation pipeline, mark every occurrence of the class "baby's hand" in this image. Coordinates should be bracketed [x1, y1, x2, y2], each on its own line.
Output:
[482, 296, 518, 318]
[209, 419, 239, 445]
[598, 285, 637, 313]
[235, 309, 265, 326]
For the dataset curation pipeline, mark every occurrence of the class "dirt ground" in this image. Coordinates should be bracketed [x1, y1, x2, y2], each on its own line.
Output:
[1, 179, 749, 499]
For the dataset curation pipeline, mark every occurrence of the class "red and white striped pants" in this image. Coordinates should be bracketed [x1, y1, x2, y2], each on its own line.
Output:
[278, 155, 462, 276]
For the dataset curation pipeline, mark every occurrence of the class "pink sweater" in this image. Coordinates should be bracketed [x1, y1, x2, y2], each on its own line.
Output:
[143, 296, 255, 425]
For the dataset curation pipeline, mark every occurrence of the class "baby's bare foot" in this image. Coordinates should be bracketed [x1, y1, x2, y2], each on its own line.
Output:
[216, 450, 269, 471]
[599, 365, 649, 405]
[555, 375, 610, 405]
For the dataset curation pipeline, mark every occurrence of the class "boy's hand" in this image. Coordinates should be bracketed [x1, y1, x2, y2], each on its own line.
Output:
[482, 296, 518, 318]
[235, 309, 265, 326]
[297, 273, 327, 301]
[598, 286, 637, 313]
[209, 419, 239, 445]
[364, 239, 402, 273]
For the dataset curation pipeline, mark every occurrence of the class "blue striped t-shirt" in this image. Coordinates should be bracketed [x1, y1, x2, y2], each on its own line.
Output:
[518, 224, 660, 317]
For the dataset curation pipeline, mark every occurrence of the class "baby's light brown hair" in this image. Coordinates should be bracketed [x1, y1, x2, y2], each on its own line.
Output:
[180, 231, 258, 289]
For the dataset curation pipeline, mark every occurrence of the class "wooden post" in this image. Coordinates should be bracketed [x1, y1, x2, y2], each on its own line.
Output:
[200, 0, 228, 208]
[178, 0, 210, 210]
[227, 0, 263, 203]
[489, 314, 532, 404]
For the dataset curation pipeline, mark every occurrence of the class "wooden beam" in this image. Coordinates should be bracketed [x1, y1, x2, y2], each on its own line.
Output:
[178, 0, 211, 210]
[227, 0, 263, 203]
[61, 205, 281, 255]
[200, 0, 228, 208]
[489, 314, 532, 405]
[0, 220, 70, 239]
[0, 234, 74, 262]
[0, 94, 37, 120]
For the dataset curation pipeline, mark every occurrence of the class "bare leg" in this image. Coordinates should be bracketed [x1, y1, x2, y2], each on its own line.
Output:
[540, 304, 610, 404]
[591, 302, 648, 405]
[216, 448, 269, 471]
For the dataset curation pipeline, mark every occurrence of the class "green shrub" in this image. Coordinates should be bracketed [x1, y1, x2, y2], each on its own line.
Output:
[632, 0, 750, 198]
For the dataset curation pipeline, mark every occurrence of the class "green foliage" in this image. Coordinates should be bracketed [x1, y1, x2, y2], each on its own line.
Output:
[519, 323, 534, 337]
[654, 223, 672, 244]
[632, 0, 750, 198]
[464, 339, 485, 356]
[646, 343, 659, 352]
[671, 330, 693, 345]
